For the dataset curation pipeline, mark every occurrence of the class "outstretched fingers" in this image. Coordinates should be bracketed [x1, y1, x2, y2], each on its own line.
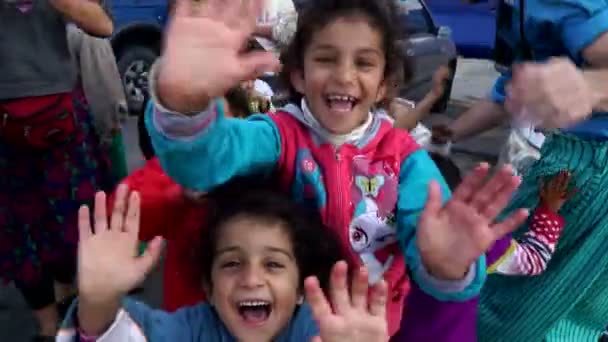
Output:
[173, 0, 193, 17]
[368, 279, 388, 317]
[451, 163, 490, 203]
[93, 191, 108, 233]
[492, 209, 529, 238]
[124, 191, 141, 237]
[480, 172, 521, 220]
[110, 184, 129, 232]
[239, 51, 281, 80]
[241, 0, 265, 33]
[135, 236, 164, 278]
[350, 266, 369, 310]
[305, 275, 333, 321]
[469, 165, 517, 213]
[329, 261, 351, 315]
[78, 205, 92, 241]
[420, 181, 444, 223]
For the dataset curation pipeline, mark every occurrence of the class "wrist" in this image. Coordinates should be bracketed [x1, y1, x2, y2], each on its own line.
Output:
[156, 63, 210, 114]
[583, 70, 608, 112]
[424, 262, 469, 281]
[78, 295, 122, 336]
[538, 200, 562, 215]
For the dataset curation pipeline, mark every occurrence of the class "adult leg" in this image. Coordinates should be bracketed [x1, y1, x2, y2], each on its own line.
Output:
[53, 257, 77, 319]
[14, 276, 58, 337]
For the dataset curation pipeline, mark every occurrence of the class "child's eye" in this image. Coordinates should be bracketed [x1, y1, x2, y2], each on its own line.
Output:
[357, 60, 376, 68]
[221, 261, 240, 269]
[315, 56, 335, 63]
[266, 261, 285, 269]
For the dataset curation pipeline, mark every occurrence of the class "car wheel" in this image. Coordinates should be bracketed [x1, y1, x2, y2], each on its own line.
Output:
[117, 45, 158, 116]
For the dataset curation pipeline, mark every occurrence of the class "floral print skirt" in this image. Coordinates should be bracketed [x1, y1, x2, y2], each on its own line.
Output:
[0, 89, 115, 286]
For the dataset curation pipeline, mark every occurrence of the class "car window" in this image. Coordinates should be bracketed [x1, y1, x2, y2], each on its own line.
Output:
[398, 0, 435, 35]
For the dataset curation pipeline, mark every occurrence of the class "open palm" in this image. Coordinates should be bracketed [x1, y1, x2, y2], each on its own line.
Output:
[417, 163, 529, 280]
[77, 185, 163, 303]
[159, 0, 280, 109]
[306, 262, 389, 342]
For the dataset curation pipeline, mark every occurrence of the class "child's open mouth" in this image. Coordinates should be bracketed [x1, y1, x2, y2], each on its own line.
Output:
[325, 94, 359, 113]
[237, 300, 272, 326]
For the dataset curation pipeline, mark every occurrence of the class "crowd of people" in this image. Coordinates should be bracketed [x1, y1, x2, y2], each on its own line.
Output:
[2, 0, 608, 341]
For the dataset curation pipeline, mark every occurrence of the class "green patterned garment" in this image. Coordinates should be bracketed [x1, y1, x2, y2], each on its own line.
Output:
[478, 133, 608, 342]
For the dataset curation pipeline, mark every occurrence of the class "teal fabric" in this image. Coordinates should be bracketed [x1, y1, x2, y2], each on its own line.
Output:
[397, 149, 486, 301]
[145, 99, 281, 192]
[478, 133, 608, 341]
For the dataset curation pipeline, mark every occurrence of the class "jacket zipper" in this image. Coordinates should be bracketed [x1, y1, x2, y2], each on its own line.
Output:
[334, 147, 346, 252]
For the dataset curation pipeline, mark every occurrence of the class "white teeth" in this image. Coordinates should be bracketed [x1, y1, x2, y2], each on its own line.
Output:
[327, 94, 356, 102]
[238, 300, 270, 307]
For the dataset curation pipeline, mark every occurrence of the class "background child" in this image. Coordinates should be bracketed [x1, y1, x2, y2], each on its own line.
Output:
[59, 185, 389, 341]
[66, 24, 129, 179]
[109, 158, 209, 311]
[390, 65, 451, 137]
[488, 170, 573, 276]
[145, 0, 529, 336]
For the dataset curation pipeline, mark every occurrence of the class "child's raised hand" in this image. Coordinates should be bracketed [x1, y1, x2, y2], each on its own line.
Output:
[539, 170, 576, 213]
[431, 124, 453, 145]
[417, 163, 529, 280]
[77, 185, 163, 303]
[305, 261, 389, 342]
[430, 65, 451, 98]
[159, 0, 280, 112]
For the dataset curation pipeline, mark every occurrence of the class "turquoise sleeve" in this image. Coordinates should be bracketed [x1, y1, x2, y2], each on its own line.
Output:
[396, 149, 486, 301]
[145, 100, 281, 191]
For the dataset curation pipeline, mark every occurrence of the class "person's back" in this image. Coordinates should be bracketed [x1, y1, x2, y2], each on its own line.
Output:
[493, 0, 608, 135]
[0, 0, 76, 100]
[478, 1, 608, 341]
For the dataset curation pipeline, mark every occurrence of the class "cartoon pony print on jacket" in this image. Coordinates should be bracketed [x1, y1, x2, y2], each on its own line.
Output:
[350, 157, 400, 284]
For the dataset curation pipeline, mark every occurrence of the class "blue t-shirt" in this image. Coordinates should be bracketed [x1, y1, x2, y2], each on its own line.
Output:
[491, 0, 608, 138]
[58, 298, 319, 341]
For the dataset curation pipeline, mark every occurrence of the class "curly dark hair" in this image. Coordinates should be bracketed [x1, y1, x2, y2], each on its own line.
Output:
[278, 0, 412, 107]
[200, 177, 345, 295]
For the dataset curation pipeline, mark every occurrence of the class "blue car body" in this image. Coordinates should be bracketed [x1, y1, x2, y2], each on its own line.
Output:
[425, 0, 496, 59]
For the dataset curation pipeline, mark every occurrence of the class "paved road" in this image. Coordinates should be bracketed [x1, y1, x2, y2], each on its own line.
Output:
[0, 58, 508, 341]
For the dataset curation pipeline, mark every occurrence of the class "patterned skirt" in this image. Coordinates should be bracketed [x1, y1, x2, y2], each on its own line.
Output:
[0, 89, 115, 285]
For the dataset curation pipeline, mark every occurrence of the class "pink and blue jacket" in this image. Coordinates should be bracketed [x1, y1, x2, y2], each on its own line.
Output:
[145, 82, 486, 337]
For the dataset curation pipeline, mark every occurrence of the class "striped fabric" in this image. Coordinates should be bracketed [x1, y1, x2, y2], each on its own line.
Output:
[478, 133, 608, 342]
[488, 206, 564, 276]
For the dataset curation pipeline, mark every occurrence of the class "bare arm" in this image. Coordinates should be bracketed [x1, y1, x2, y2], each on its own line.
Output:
[584, 70, 608, 112]
[394, 66, 450, 131]
[51, 0, 113, 37]
[582, 31, 608, 112]
[448, 99, 508, 142]
[392, 93, 441, 131]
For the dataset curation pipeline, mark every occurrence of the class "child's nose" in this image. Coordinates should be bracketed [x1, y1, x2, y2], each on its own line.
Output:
[238, 265, 265, 287]
[335, 61, 356, 84]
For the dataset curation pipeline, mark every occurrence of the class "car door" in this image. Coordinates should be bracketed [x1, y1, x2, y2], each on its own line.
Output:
[399, 0, 457, 109]
[424, 0, 497, 59]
